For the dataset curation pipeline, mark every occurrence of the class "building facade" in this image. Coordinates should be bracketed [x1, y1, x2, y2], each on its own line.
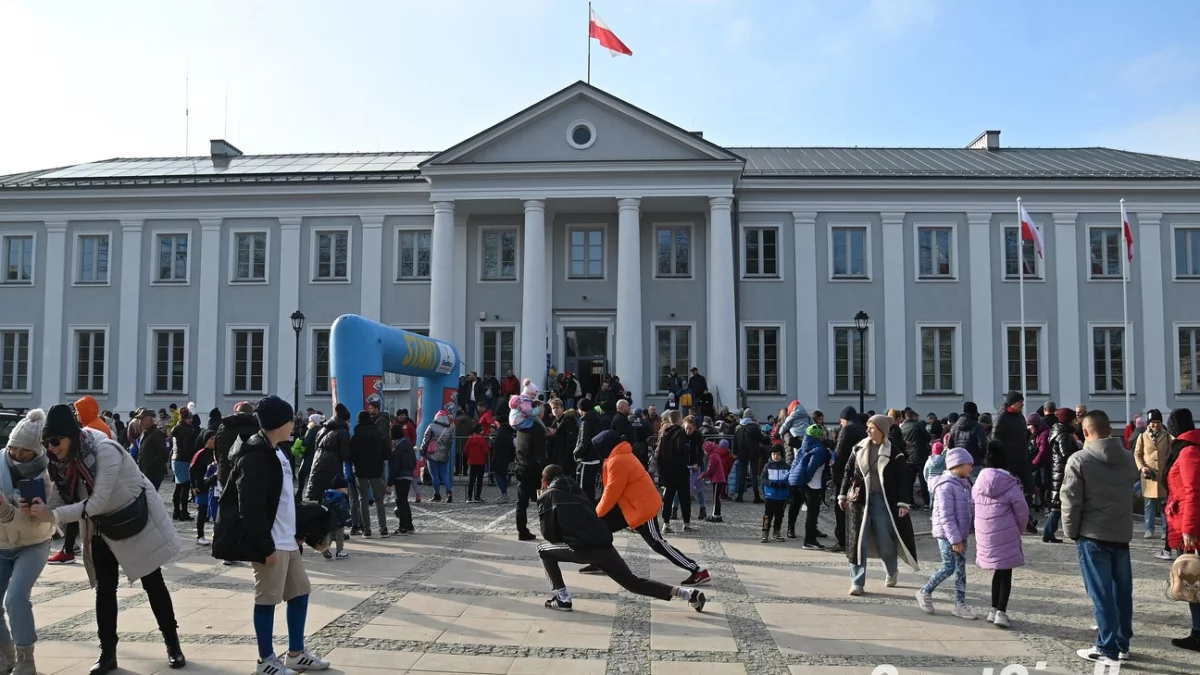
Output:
[2, 82, 1200, 420]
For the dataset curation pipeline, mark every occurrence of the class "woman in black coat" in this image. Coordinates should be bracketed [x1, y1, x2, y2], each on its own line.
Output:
[1042, 408, 1078, 543]
[513, 410, 547, 541]
[491, 417, 516, 502]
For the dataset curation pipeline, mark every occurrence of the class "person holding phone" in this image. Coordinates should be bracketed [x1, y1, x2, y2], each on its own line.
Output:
[0, 409, 54, 675]
[25, 404, 183, 675]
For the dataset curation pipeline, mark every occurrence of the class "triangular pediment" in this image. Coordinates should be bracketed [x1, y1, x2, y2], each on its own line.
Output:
[422, 82, 742, 168]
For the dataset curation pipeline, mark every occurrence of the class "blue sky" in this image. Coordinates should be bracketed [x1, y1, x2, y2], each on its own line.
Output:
[2, 0, 1198, 174]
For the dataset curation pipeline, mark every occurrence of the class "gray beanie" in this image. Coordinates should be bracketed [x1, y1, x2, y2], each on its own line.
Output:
[5, 408, 46, 454]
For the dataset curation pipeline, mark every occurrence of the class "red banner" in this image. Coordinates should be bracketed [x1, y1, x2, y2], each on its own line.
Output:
[362, 375, 383, 411]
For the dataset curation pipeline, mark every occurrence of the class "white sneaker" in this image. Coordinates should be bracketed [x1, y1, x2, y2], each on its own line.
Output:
[257, 655, 298, 675]
[196, 536, 211, 547]
[885, 573, 899, 588]
[951, 603, 978, 620]
[993, 610, 1010, 628]
[986, 608, 996, 623]
[284, 650, 330, 671]
[663, 523, 674, 534]
[848, 585, 864, 596]
[1119, 651, 1130, 661]
[1077, 648, 1117, 664]
[1155, 549, 1175, 560]
[1144, 531, 1155, 539]
[915, 590, 934, 614]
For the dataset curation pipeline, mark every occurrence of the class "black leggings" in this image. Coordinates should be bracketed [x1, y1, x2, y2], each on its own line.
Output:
[710, 484, 724, 517]
[467, 464, 486, 500]
[93, 534, 177, 648]
[786, 486, 805, 530]
[762, 498, 786, 533]
[661, 470, 691, 524]
[801, 486, 823, 545]
[195, 506, 208, 539]
[538, 543, 673, 601]
[172, 483, 190, 515]
[991, 568, 1013, 612]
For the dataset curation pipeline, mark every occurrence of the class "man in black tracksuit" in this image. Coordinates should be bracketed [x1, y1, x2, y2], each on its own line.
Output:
[732, 411, 766, 503]
[831, 406, 867, 553]
[536, 464, 706, 613]
[573, 401, 603, 503]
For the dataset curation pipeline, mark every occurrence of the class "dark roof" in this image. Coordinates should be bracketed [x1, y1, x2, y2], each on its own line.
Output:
[731, 147, 1200, 179]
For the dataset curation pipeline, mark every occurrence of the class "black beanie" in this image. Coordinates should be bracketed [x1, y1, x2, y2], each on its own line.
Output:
[356, 410, 373, 425]
[963, 401, 979, 416]
[1168, 408, 1195, 438]
[254, 395, 294, 433]
[1147, 408, 1163, 423]
[44, 404, 82, 438]
[330, 474, 348, 490]
[335, 403, 351, 422]
[1004, 390, 1024, 407]
[209, 408, 222, 421]
[839, 406, 858, 421]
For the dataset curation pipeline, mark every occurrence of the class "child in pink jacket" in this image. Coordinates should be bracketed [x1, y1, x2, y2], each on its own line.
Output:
[702, 441, 727, 522]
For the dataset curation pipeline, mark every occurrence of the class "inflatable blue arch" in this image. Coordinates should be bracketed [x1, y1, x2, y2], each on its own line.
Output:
[328, 315, 462, 444]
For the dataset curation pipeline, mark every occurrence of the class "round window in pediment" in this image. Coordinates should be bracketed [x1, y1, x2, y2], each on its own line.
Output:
[567, 120, 596, 149]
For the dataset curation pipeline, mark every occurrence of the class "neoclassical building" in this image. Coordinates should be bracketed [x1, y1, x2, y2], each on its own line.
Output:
[2, 81, 1199, 421]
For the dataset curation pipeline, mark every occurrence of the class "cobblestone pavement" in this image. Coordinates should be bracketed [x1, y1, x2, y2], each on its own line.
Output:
[30, 482, 1200, 675]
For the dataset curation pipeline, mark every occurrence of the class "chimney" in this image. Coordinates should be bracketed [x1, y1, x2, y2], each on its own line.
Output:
[968, 130, 1000, 151]
[209, 139, 244, 160]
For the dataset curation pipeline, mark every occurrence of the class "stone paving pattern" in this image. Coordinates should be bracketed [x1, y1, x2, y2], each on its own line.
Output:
[30, 483, 1200, 674]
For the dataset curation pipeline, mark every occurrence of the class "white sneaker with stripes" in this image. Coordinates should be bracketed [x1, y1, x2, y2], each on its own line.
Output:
[256, 655, 297, 675]
[284, 650, 330, 672]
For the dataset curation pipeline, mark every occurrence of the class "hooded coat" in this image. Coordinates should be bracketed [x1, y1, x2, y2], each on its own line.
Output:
[1060, 437, 1139, 544]
[838, 437, 919, 570]
[421, 412, 454, 463]
[971, 468, 1029, 570]
[303, 417, 349, 501]
[595, 436, 661, 529]
[788, 434, 829, 488]
[137, 423, 168, 487]
[216, 411, 262, 487]
[1048, 422, 1078, 508]
[929, 472, 973, 544]
[74, 396, 113, 439]
[1165, 429, 1200, 551]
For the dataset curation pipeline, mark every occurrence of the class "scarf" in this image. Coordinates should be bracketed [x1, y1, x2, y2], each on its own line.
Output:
[47, 430, 99, 505]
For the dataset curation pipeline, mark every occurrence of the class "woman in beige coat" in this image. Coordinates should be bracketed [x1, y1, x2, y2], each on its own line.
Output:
[26, 404, 184, 674]
[1134, 408, 1171, 538]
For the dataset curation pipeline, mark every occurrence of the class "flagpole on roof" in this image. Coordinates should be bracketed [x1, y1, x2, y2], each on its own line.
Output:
[587, 1, 592, 83]
[1120, 198, 1131, 426]
[1017, 197, 1027, 400]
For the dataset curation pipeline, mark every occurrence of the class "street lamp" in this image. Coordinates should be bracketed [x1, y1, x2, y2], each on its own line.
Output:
[854, 310, 869, 414]
[291, 310, 306, 414]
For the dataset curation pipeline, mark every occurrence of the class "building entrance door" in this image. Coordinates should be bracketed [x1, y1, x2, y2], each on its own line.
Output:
[564, 327, 608, 400]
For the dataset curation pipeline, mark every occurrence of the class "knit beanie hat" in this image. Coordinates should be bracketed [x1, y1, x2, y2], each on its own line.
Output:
[5, 408, 46, 452]
[335, 403, 351, 422]
[1168, 408, 1196, 437]
[944, 447, 973, 470]
[44, 404, 82, 438]
[254, 395, 294, 432]
[1004, 390, 1024, 407]
[805, 424, 825, 439]
[356, 410, 372, 425]
[931, 441, 944, 456]
[962, 401, 979, 416]
[330, 474, 348, 490]
[1056, 408, 1076, 425]
[1147, 409, 1163, 423]
[1026, 412, 1043, 427]
[867, 414, 892, 437]
[718, 439, 730, 449]
[1135, 415, 1147, 428]
[839, 406, 858, 422]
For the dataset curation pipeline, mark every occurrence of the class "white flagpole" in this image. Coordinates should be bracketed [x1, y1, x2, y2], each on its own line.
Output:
[1120, 198, 1131, 426]
[1017, 197, 1027, 398]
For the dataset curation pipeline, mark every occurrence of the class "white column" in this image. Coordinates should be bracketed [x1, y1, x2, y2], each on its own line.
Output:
[429, 202, 456, 344]
[967, 213, 996, 404]
[116, 219, 144, 412]
[880, 213, 907, 405]
[792, 211, 820, 407]
[708, 197, 738, 410]
[520, 200, 548, 383]
[359, 215, 384, 321]
[1137, 211, 1167, 410]
[39, 220, 68, 408]
[1054, 212, 1082, 405]
[452, 212, 468, 353]
[196, 218, 223, 405]
[616, 198, 644, 406]
[276, 217, 302, 401]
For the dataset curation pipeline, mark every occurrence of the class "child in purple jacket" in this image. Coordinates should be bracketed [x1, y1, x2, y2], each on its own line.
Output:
[971, 441, 1030, 628]
[917, 447, 977, 620]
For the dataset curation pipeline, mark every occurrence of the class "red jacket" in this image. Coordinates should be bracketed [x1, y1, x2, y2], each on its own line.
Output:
[464, 434, 490, 466]
[479, 410, 496, 432]
[1166, 429, 1200, 552]
[396, 419, 417, 446]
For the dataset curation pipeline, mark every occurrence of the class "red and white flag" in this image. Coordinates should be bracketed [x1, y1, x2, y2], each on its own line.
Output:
[1018, 203, 1044, 259]
[1121, 201, 1135, 262]
[589, 7, 632, 56]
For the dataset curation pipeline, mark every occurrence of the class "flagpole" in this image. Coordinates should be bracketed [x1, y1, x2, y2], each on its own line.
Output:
[587, 1, 592, 83]
[1120, 198, 1131, 427]
[1017, 197, 1027, 399]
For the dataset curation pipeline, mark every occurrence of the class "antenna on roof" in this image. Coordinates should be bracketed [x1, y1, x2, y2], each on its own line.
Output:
[184, 56, 190, 156]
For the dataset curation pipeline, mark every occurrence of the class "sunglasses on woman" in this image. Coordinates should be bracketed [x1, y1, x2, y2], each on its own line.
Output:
[42, 436, 64, 448]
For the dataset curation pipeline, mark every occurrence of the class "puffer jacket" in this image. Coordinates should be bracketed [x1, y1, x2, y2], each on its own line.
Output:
[972, 467, 1029, 570]
[777, 404, 812, 448]
[1165, 429, 1200, 551]
[788, 434, 829, 488]
[923, 454, 946, 485]
[421, 413, 454, 463]
[1048, 422, 1078, 507]
[929, 472, 973, 544]
[216, 412, 261, 487]
[761, 459, 791, 501]
[701, 443, 727, 484]
[303, 418, 350, 501]
[1061, 438, 1139, 544]
[732, 419, 765, 465]
[596, 438, 662, 529]
[947, 414, 987, 465]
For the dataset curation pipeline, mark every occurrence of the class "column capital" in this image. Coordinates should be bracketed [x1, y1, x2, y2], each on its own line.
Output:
[1052, 212, 1078, 226]
[791, 211, 818, 225]
[709, 196, 733, 210]
[522, 199, 545, 213]
[1134, 211, 1163, 226]
[42, 219, 68, 233]
[880, 212, 905, 226]
[966, 212, 993, 227]
[198, 217, 224, 231]
[120, 218, 144, 233]
[360, 214, 385, 229]
[432, 201, 455, 216]
[617, 197, 641, 211]
[278, 216, 302, 230]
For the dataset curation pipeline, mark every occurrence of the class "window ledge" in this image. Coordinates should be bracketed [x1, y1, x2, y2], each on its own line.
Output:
[741, 275, 783, 282]
[566, 276, 606, 282]
[829, 394, 877, 399]
[394, 277, 432, 284]
[1088, 392, 1137, 398]
[654, 275, 695, 281]
[0, 391, 32, 396]
[830, 276, 872, 283]
[916, 276, 959, 283]
[1087, 277, 1125, 283]
[146, 393, 188, 398]
[1172, 277, 1200, 282]
[0, 282, 34, 287]
[65, 391, 108, 397]
[916, 393, 962, 398]
[310, 278, 351, 285]
[72, 281, 111, 287]
[230, 279, 269, 285]
[1001, 276, 1046, 283]
[150, 280, 189, 286]
[480, 278, 520, 283]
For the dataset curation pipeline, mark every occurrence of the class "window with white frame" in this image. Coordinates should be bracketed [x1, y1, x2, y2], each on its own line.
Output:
[1003, 226, 1040, 279]
[156, 233, 189, 282]
[744, 326, 780, 393]
[73, 329, 105, 392]
[568, 228, 604, 279]
[152, 329, 186, 394]
[1005, 326, 1042, 393]
[314, 230, 349, 281]
[743, 227, 779, 277]
[233, 232, 268, 282]
[0, 330, 31, 392]
[1175, 228, 1200, 279]
[655, 226, 691, 277]
[77, 235, 109, 284]
[313, 328, 331, 394]
[919, 326, 956, 394]
[917, 226, 953, 278]
[830, 226, 867, 278]
[480, 328, 515, 379]
[1178, 326, 1200, 394]
[1089, 227, 1122, 278]
[832, 325, 869, 395]
[481, 229, 518, 281]
[1092, 326, 1126, 393]
[384, 328, 428, 391]
[655, 326, 690, 392]
[231, 329, 266, 394]
[3, 236, 33, 284]
[396, 229, 432, 280]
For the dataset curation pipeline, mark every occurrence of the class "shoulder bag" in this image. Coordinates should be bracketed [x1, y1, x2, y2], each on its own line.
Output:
[1167, 551, 1200, 603]
[84, 447, 150, 540]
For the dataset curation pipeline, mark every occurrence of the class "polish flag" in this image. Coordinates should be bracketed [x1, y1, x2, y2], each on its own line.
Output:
[1019, 203, 1044, 259]
[1121, 201, 1135, 262]
[589, 8, 632, 56]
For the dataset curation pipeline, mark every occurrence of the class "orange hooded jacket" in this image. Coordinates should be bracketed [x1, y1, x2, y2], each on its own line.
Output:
[595, 439, 662, 529]
[74, 395, 113, 439]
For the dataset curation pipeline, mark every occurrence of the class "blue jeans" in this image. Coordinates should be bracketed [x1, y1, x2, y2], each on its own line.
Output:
[495, 471, 509, 496]
[850, 491, 899, 588]
[1043, 509, 1061, 538]
[922, 538, 967, 604]
[429, 460, 452, 495]
[0, 540, 50, 645]
[1144, 498, 1161, 535]
[1077, 539, 1133, 659]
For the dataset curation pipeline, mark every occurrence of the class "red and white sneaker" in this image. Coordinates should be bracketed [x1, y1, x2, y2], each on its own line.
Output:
[681, 569, 711, 586]
[47, 550, 76, 565]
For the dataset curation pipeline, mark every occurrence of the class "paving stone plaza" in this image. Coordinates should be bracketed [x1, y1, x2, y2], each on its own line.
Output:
[29, 484, 1200, 675]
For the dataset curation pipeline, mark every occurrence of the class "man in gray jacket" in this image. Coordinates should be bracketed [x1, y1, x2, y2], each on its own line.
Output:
[1061, 409, 1139, 665]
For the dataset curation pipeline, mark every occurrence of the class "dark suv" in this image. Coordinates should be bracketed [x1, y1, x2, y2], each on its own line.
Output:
[0, 406, 28, 449]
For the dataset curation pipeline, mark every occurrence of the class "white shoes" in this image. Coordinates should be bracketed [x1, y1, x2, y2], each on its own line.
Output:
[992, 610, 1010, 628]
[196, 537, 211, 547]
[915, 590, 934, 614]
[284, 650, 330, 671]
[848, 585, 864, 596]
[951, 603, 978, 620]
[885, 573, 899, 588]
[986, 608, 996, 622]
[257, 655, 298, 675]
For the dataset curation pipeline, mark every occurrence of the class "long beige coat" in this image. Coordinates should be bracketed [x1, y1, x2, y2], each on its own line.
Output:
[49, 429, 181, 586]
[1134, 428, 1171, 499]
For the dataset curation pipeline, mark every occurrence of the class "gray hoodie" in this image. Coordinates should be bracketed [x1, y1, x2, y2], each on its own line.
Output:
[1060, 437, 1139, 545]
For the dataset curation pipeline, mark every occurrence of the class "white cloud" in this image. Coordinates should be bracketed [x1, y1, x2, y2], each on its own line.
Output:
[1102, 103, 1200, 160]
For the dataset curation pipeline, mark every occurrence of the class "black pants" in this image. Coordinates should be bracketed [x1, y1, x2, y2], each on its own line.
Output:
[710, 484, 724, 517]
[393, 480, 414, 531]
[735, 458, 760, 499]
[915, 467, 930, 507]
[661, 469, 690, 524]
[468, 464, 486, 500]
[62, 522, 79, 554]
[195, 506, 208, 539]
[762, 498, 786, 533]
[786, 486, 805, 531]
[991, 568, 1013, 612]
[515, 481, 537, 535]
[539, 543, 674, 601]
[172, 483, 190, 516]
[833, 472, 846, 547]
[93, 534, 177, 649]
[577, 462, 600, 504]
[802, 486, 823, 544]
[601, 508, 700, 573]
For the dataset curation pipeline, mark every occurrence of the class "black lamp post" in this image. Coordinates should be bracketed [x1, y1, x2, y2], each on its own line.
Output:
[854, 310, 869, 414]
[291, 310, 306, 412]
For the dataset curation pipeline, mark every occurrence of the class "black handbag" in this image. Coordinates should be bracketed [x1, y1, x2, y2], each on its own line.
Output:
[88, 488, 149, 540]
